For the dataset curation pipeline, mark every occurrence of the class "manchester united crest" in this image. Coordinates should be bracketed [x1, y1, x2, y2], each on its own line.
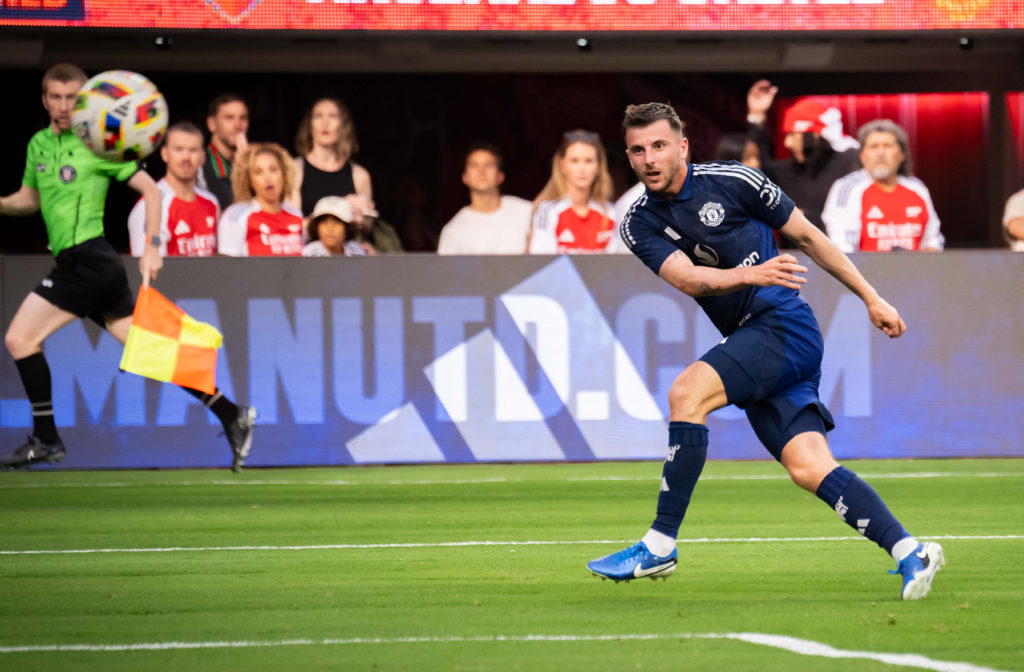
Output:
[698, 201, 725, 227]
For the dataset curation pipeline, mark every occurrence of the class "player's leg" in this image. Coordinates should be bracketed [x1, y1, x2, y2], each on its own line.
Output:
[778, 421, 944, 600]
[587, 360, 726, 581]
[1, 293, 78, 468]
[105, 315, 256, 472]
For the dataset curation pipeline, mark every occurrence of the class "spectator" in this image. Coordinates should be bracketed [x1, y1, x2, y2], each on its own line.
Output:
[198, 92, 249, 211]
[714, 132, 761, 169]
[128, 121, 219, 257]
[217, 143, 303, 257]
[822, 119, 943, 253]
[437, 143, 532, 255]
[1003, 188, 1024, 251]
[528, 129, 617, 254]
[302, 196, 368, 257]
[746, 80, 859, 230]
[292, 97, 375, 221]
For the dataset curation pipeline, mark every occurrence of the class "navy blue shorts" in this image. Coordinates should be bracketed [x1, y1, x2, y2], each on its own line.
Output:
[700, 302, 835, 460]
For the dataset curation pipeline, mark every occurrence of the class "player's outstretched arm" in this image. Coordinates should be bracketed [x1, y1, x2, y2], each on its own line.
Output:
[781, 209, 907, 338]
[658, 248, 806, 297]
[0, 185, 41, 217]
[127, 170, 164, 287]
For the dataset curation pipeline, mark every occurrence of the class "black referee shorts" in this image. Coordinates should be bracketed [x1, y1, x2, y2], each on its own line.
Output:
[33, 237, 135, 327]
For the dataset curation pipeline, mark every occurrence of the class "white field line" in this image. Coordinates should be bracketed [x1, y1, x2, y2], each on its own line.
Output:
[1, 534, 1020, 556]
[0, 631, 1013, 671]
[0, 471, 1020, 490]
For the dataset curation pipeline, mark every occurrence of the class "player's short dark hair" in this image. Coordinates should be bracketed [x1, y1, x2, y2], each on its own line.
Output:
[41, 63, 87, 95]
[208, 92, 248, 118]
[857, 118, 913, 177]
[463, 142, 504, 171]
[622, 103, 686, 137]
[165, 121, 204, 142]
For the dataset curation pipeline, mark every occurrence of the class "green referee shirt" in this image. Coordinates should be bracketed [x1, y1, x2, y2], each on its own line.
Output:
[21, 127, 139, 257]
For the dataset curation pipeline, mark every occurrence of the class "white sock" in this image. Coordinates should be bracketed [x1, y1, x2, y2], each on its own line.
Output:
[641, 528, 676, 557]
[891, 536, 919, 562]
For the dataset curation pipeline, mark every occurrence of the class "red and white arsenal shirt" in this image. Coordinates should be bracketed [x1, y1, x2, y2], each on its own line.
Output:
[128, 178, 219, 257]
[528, 197, 617, 254]
[822, 169, 944, 252]
[217, 199, 304, 257]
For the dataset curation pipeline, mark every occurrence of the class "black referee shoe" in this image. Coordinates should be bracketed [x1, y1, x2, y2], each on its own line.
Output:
[0, 435, 67, 470]
[225, 406, 257, 473]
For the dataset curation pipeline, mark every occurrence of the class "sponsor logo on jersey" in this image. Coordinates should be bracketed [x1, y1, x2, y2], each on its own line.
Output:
[759, 181, 782, 209]
[36, 163, 46, 173]
[174, 220, 192, 236]
[58, 165, 77, 184]
[663, 226, 681, 241]
[736, 250, 760, 267]
[866, 205, 885, 219]
[698, 201, 725, 227]
[693, 243, 719, 266]
[41, 278, 54, 288]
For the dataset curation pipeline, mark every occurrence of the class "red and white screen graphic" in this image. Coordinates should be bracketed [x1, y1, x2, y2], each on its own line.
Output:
[0, 0, 1021, 31]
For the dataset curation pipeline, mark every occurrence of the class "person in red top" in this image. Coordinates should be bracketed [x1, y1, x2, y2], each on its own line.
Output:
[218, 143, 303, 257]
[129, 122, 219, 258]
[528, 130, 617, 254]
[822, 119, 943, 253]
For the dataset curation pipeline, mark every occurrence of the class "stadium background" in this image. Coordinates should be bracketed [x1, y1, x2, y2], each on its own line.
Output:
[1, 1, 1023, 466]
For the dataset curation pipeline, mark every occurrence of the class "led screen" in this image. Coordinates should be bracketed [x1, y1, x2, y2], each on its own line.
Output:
[1, 0, 1021, 31]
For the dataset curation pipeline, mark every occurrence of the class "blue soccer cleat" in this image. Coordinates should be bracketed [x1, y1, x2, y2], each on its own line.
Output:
[587, 541, 677, 582]
[891, 541, 945, 600]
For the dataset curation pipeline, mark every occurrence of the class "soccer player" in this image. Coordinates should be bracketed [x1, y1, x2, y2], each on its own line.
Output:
[0, 64, 255, 472]
[587, 102, 943, 600]
[128, 121, 219, 257]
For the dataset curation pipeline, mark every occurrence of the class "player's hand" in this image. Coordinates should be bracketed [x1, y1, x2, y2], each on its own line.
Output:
[747, 79, 778, 123]
[744, 253, 807, 290]
[140, 246, 163, 289]
[867, 296, 906, 338]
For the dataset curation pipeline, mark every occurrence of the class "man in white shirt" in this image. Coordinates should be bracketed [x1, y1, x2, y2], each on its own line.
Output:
[437, 143, 532, 255]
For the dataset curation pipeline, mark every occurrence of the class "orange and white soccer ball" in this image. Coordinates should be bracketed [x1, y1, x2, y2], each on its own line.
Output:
[72, 70, 169, 162]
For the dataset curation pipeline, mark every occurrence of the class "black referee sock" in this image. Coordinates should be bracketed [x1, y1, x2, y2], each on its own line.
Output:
[14, 352, 59, 443]
[180, 386, 239, 429]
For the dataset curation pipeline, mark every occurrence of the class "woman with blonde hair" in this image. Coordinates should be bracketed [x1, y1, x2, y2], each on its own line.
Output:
[291, 97, 375, 220]
[217, 142, 304, 256]
[528, 129, 617, 254]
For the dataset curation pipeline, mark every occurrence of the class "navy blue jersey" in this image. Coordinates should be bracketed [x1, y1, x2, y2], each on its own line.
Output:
[620, 161, 806, 336]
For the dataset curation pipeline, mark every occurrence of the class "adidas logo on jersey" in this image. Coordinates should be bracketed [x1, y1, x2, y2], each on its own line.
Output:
[558, 229, 576, 244]
[866, 205, 885, 219]
[174, 220, 191, 236]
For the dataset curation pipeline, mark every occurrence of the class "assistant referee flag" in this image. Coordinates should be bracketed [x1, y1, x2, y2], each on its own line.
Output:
[119, 287, 222, 394]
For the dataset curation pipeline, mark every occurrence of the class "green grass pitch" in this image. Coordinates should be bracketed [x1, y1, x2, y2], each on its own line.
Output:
[1, 458, 1022, 671]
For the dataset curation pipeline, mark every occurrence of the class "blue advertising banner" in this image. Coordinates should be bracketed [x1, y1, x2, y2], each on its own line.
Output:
[1, 252, 1022, 469]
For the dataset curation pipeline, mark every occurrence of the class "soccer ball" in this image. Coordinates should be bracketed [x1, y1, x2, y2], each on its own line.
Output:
[72, 70, 169, 162]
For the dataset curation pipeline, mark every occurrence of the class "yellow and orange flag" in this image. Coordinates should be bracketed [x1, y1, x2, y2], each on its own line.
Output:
[119, 286, 222, 394]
